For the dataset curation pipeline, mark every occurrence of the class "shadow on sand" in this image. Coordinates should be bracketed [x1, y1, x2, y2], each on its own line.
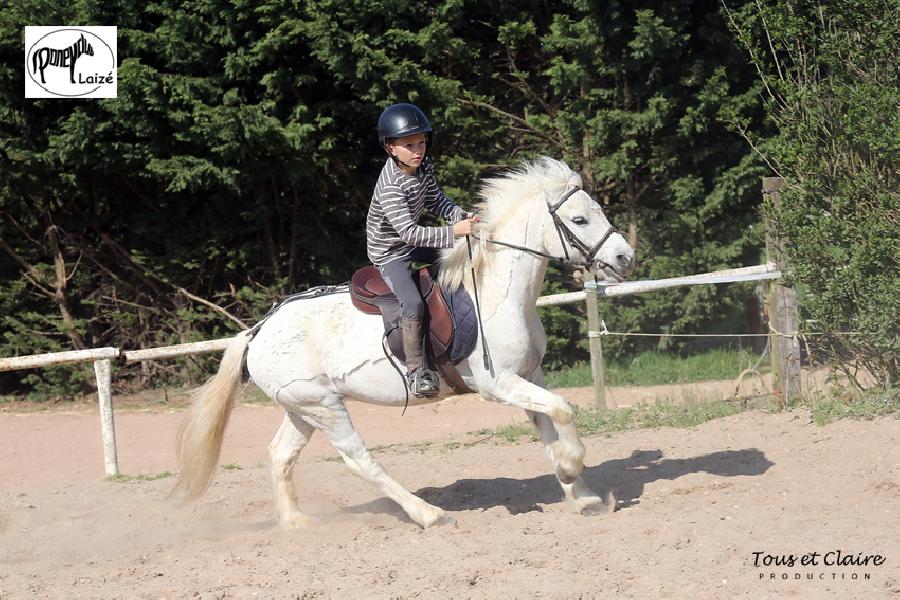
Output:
[345, 447, 774, 519]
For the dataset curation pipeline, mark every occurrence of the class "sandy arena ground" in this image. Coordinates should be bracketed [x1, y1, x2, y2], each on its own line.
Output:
[0, 381, 897, 599]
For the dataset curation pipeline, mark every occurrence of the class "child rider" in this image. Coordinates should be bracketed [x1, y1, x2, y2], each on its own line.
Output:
[365, 103, 479, 397]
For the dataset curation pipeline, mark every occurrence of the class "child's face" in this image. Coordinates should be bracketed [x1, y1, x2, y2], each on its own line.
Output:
[387, 133, 427, 169]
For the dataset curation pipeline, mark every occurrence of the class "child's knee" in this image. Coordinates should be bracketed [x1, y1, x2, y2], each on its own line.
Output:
[400, 297, 425, 320]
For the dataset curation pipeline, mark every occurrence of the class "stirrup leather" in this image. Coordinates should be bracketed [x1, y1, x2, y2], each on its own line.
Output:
[408, 368, 440, 397]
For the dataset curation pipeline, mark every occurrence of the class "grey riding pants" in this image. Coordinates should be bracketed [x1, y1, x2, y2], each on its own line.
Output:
[377, 247, 441, 321]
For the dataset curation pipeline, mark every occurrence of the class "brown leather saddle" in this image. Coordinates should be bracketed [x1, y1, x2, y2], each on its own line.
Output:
[350, 265, 474, 395]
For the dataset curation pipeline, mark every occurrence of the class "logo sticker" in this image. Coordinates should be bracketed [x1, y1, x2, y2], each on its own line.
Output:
[25, 26, 117, 98]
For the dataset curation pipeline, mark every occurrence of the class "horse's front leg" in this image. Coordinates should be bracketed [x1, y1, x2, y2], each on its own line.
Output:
[525, 369, 616, 515]
[483, 370, 585, 484]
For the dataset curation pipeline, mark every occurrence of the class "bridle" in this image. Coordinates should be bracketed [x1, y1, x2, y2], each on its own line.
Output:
[465, 185, 621, 379]
[473, 186, 620, 272]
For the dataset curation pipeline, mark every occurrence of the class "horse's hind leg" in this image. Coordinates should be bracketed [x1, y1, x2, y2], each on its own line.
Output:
[269, 412, 316, 528]
[526, 408, 615, 515]
[297, 394, 451, 528]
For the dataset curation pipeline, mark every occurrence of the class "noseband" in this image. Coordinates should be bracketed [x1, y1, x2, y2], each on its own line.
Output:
[475, 186, 619, 270]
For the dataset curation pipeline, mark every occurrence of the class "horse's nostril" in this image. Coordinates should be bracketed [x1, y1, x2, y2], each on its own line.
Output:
[616, 253, 634, 267]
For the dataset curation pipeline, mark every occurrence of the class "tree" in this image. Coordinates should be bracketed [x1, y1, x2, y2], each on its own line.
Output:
[725, 0, 899, 388]
[460, 0, 767, 361]
[0, 0, 768, 396]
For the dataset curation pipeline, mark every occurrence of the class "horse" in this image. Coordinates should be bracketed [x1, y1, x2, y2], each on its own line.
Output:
[174, 156, 636, 528]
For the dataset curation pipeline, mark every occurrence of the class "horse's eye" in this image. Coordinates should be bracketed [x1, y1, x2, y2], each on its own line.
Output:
[571, 216, 588, 226]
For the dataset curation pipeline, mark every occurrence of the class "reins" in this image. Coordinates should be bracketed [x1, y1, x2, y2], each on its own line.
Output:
[467, 235, 494, 377]
[380, 325, 413, 415]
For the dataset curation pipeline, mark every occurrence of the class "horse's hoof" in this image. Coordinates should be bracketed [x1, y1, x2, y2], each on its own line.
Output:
[581, 491, 617, 516]
[556, 465, 580, 485]
[581, 502, 612, 516]
[278, 513, 315, 529]
[424, 512, 457, 529]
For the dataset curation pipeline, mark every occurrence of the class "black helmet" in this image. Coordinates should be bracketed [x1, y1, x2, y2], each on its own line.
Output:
[377, 103, 432, 148]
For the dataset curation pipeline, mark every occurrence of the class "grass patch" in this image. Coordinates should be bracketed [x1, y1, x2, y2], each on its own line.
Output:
[409, 441, 434, 453]
[575, 398, 749, 436]
[242, 386, 273, 405]
[495, 423, 539, 443]
[796, 386, 899, 426]
[107, 471, 174, 483]
[544, 348, 766, 389]
[220, 463, 242, 470]
[486, 397, 755, 444]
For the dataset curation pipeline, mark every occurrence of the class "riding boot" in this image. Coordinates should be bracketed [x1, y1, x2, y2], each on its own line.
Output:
[400, 317, 440, 397]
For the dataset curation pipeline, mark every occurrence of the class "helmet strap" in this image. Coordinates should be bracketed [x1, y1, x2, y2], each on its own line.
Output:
[392, 155, 419, 170]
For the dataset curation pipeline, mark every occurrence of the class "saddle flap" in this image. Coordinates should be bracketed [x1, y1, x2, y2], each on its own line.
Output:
[420, 268, 453, 353]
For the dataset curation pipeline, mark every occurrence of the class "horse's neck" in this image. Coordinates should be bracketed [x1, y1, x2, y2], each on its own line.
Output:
[476, 210, 549, 318]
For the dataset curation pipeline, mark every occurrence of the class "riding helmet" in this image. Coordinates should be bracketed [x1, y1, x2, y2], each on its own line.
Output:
[377, 103, 432, 148]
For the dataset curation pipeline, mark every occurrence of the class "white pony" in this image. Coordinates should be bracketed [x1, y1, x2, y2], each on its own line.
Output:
[174, 157, 636, 528]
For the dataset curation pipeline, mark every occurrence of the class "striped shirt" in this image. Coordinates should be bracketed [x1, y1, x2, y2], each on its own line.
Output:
[366, 156, 467, 266]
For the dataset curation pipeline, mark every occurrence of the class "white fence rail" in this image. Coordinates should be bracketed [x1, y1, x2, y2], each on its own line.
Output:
[123, 338, 233, 363]
[536, 263, 780, 307]
[0, 347, 119, 371]
[1, 262, 790, 478]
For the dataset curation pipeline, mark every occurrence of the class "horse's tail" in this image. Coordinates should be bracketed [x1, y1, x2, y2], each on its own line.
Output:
[173, 330, 252, 499]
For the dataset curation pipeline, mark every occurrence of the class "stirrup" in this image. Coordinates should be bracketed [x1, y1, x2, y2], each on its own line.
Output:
[408, 368, 440, 397]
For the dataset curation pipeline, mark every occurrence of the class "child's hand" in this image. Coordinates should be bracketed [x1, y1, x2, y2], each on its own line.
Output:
[453, 216, 478, 236]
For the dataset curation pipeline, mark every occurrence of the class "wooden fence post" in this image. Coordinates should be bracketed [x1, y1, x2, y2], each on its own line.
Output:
[93, 358, 119, 476]
[762, 177, 802, 405]
[584, 282, 607, 408]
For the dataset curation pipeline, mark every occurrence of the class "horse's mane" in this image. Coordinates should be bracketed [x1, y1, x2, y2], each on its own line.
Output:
[438, 156, 583, 291]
